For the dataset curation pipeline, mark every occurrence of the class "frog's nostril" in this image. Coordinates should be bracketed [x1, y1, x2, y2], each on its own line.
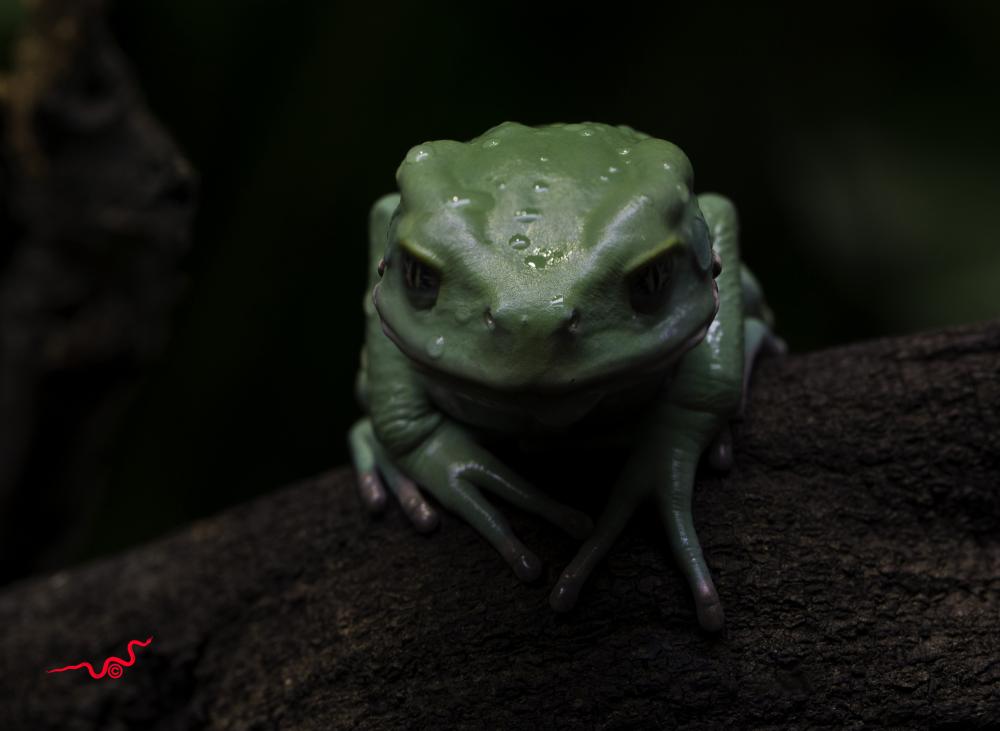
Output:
[490, 304, 580, 335]
[565, 308, 581, 334]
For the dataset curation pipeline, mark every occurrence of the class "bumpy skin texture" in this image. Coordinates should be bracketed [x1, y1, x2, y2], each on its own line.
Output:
[349, 121, 779, 631]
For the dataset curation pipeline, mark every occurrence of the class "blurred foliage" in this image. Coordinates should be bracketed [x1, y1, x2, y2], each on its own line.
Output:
[20, 0, 993, 558]
[0, 1, 24, 70]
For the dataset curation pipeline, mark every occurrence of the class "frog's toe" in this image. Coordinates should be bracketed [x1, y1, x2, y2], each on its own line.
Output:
[549, 570, 585, 613]
[512, 550, 543, 582]
[694, 580, 725, 632]
[373, 450, 440, 534]
[463, 459, 593, 540]
[707, 424, 733, 472]
[764, 333, 788, 355]
[453, 495, 541, 582]
[357, 471, 388, 513]
[393, 477, 440, 534]
[421, 472, 542, 582]
[348, 418, 388, 513]
[549, 484, 644, 613]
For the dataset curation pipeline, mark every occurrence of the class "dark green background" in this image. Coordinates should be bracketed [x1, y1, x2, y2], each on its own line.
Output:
[39, 1, 1000, 560]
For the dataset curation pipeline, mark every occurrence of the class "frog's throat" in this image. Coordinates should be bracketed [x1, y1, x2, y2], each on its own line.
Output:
[375, 281, 720, 398]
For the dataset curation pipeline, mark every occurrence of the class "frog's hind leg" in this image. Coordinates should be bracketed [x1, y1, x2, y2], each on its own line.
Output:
[348, 418, 440, 532]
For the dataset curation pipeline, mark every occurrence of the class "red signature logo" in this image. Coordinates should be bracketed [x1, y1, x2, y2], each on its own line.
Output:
[47, 636, 153, 680]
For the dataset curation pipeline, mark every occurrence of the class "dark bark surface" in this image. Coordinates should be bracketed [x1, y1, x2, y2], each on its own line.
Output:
[0, 0, 196, 582]
[1, 321, 998, 730]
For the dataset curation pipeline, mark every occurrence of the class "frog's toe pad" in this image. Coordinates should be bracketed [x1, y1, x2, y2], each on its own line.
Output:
[764, 333, 788, 356]
[695, 583, 725, 632]
[358, 471, 388, 513]
[549, 572, 583, 613]
[396, 482, 440, 534]
[707, 430, 733, 472]
[510, 550, 542, 582]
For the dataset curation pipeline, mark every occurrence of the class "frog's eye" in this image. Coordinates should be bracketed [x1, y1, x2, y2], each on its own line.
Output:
[628, 253, 673, 314]
[400, 248, 441, 309]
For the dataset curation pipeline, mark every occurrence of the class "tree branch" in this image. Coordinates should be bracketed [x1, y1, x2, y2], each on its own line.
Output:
[1, 321, 997, 729]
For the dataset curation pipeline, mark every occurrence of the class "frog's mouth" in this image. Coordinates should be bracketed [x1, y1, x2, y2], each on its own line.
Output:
[374, 280, 719, 402]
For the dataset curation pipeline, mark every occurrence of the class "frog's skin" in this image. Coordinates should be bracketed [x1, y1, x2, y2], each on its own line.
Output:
[348, 121, 782, 631]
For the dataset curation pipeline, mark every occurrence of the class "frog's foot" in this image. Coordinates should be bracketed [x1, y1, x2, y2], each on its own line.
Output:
[397, 422, 594, 582]
[348, 418, 439, 532]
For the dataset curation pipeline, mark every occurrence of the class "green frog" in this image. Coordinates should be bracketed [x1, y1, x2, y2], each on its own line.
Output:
[348, 121, 781, 631]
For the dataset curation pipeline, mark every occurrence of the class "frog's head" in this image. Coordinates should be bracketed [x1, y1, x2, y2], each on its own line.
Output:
[373, 121, 719, 398]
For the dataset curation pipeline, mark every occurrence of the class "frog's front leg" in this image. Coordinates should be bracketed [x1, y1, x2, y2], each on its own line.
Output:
[397, 421, 595, 579]
[351, 414, 594, 581]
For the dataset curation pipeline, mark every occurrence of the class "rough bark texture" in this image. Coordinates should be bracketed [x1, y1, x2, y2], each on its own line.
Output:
[0, 322, 997, 730]
[0, 0, 197, 582]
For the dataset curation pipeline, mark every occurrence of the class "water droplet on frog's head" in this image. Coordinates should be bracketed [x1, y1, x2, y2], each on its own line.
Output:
[514, 208, 542, 223]
[580, 129, 593, 137]
[607, 166, 619, 174]
[533, 181, 549, 193]
[497, 181, 506, 190]
[448, 194, 470, 207]
[539, 155, 549, 162]
[410, 148, 430, 163]
[509, 234, 530, 250]
[662, 161, 673, 171]
[599, 175, 609, 182]
[675, 183, 691, 203]
[483, 138, 500, 149]
[426, 335, 446, 359]
[618, 147, 631, 156]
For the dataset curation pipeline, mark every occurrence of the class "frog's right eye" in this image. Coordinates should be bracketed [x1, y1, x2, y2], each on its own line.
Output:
[627, 252, 673, 314]
[400, 248, 441, 310]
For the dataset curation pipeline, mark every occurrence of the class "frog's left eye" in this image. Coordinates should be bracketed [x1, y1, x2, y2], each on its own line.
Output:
[628, 253, 673, 314]
[400, 248, 441, 310]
